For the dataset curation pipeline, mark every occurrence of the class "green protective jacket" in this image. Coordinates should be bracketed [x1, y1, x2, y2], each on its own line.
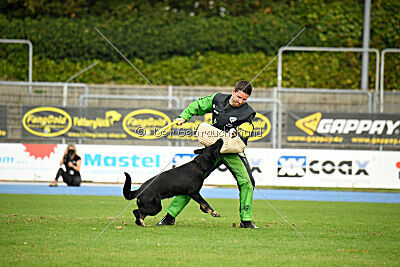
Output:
[179, 93, 216, 121]
[179, 92, 256, 143]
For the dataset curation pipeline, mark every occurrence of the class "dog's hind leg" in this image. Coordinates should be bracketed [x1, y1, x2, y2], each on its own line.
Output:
[189, 193, 220, 217]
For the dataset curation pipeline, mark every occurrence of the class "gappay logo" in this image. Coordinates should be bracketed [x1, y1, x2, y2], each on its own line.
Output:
[295, 112, 400, 136]
[277, 156, 369, 177]
[22, 107, 72, 137]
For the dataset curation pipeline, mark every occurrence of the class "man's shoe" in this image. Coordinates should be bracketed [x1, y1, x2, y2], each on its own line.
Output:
[156, 213, 175, 226]
[240, 221, 259, 229]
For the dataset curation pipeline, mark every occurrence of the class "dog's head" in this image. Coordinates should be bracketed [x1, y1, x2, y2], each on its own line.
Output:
[194, 138, 224, 163]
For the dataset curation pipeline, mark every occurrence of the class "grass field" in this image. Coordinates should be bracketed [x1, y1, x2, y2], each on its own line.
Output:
[1, 194, 399, 266]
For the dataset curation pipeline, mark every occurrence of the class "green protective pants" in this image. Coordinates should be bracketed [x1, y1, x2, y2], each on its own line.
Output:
[166, 153, 255, 221]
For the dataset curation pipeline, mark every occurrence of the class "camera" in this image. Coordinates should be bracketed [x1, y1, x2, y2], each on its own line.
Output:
[64, 149, 75, 164]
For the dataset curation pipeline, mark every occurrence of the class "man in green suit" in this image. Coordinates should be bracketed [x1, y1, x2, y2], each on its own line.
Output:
[157, 80, 259, 228]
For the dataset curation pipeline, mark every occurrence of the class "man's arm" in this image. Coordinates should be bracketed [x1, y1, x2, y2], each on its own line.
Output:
[179, 93, 217, 122]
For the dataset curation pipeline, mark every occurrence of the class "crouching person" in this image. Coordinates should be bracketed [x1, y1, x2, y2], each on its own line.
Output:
[49, 144, 82, 187]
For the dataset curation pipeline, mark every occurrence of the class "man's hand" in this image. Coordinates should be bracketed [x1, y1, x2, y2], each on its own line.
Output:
[176, 117, 186, 125]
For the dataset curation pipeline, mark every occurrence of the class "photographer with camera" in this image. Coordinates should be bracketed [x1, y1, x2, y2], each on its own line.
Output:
[49, 144, 82, 187]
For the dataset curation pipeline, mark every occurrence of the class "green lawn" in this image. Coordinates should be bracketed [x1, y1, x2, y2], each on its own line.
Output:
[1, 194, 399, 266]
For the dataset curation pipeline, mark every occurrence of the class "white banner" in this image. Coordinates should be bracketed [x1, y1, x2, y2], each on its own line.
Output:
[271, 149, 400, 189]
[0, 143, 399, 189]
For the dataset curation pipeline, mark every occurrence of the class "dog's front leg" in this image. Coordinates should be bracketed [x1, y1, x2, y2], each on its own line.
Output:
[189, 193, 220, 217]
[133, 209, 146, 227]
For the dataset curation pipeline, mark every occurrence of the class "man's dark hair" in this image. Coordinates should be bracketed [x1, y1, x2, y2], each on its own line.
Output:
[234, 80, 252, 95]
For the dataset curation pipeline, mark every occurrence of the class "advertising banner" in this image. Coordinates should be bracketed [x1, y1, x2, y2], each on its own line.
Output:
[0, 143, 268, 186]
[271, 149, 400, 189]
[21, 106, 272, 143]
[0, 105, 8, 138]
[0, 143, 399, 189]
[286, 111, 400, 146]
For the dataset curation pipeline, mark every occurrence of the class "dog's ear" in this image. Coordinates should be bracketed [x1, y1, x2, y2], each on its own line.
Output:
[194, 148, 205, 154]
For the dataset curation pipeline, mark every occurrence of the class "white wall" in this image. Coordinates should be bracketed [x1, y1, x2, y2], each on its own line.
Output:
[0, 143, 399, 189]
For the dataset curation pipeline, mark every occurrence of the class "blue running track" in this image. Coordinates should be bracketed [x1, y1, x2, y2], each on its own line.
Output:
[1, 183, 400, 203]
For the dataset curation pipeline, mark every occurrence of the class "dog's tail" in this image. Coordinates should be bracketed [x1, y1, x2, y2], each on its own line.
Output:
[123, 172, 139, 200]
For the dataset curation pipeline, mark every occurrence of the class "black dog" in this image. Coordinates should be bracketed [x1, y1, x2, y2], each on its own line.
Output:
[123, 138, 223, 227]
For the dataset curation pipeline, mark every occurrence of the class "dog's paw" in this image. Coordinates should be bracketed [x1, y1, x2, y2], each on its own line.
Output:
[133, 210, 145, 227]
[134, 218, 146, 227]
[200, 205, 208, 214]
[211, 211, 220, 217]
